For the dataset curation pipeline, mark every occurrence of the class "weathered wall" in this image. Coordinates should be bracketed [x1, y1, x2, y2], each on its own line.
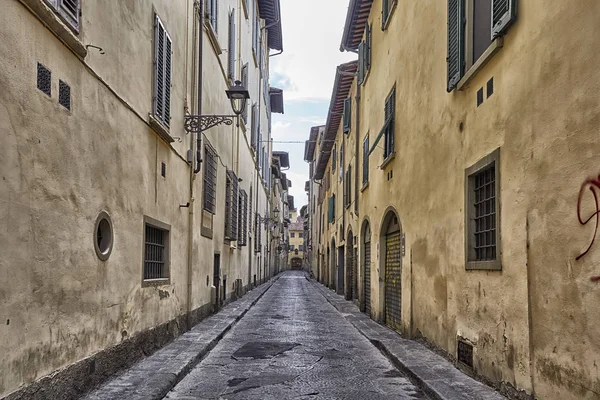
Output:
[0, 0, 276, 397]
[315, 0, 600, 398]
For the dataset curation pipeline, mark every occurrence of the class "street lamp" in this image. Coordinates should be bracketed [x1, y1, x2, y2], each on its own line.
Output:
[184, 80, 250, 134]
[257, 206, 280, 228]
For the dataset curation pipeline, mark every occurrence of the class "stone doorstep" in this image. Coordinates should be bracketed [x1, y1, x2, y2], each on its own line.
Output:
[84, 277, 278, 400]
[310, 280, 507, 400]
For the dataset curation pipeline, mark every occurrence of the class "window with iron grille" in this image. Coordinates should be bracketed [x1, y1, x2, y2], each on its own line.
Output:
[383, 88, 395, 159]
[59, 80, 71, 110]
[37, 63, 51, 97]
[227, 10, 236, 81]
[362, 135, 369, 185]
[255, 214, 262, 253]
[465, 148, 501, 270]
[203, 143, 218, 214]
[45, 0, 80, 32]
[238, 189, 248, 246]
[153, 14, 172, 128]
[206, 0, 218, 33]
[457, 340, 474, 369]
[225, 170, 239, 241]
[143, 219, 169, 281]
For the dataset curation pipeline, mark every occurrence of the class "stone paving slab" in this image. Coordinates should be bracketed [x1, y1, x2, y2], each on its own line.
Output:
[311, 279, 507, 400]
[84, 278, 277, 400]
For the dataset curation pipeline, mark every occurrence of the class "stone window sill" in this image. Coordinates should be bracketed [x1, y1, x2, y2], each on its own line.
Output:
[360, 181, 369, 192]
[141, 278, 171, 288]
[149, 114, 175, 143]
[466, 260, 502, 271]
[457, 37, 504, 91]
[380, 152, 396, 169]
[19, 0, 87, 58]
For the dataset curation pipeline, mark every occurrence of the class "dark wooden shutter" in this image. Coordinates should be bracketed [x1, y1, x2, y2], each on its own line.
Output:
[328, 196, 335, 223]
[250, 104, 257, 151]
[362, 135, 369, 184]
[203, 145, 217, 213]
[238, 190, 248, 245]
[228, 10, 236, 80]
[492, 0, 517, 38]
[382, 0, 389, 29]
[241, 64, 249, 123]
[343, 98, 351, 133]
[58, 0, 79, 31]
[225, 170, 239, 241]
[447, 0, 464, 92]
[358, 42, 365, 85]
[365, 24, 372, 70]
[153, 15, 172, 127]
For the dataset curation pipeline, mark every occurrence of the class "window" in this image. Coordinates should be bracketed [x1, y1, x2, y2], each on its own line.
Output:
[227, 10, 236, 81]
[252, 7, 260, 59]
[332, 144, 337, 175]
[206, 0, 218, 33]
[37, 63, 51, 97]
[383, 88, 395, 159]
[203, 143, 218, 214]
[291, 233, 295, 238]
[255, 213, 262, 253]
[153, 14, 172, 128]
[250, 103, 258, 152]
[358, 24, 372, 84]
[362, 135, 369, 186]
[290, 245, 295, 251]
[299, 232, 303, 238]
[465, 148, 501, 270]
[225, 170, 239, 241]
[59, 80, 71, 110]
[343, 97, 351, 133]
[340, 146, 344, 181]
[344, 166, 352, 208]
[327, 195, 335, 223]
[248, 186, 253, 231]
[447, 0, 517, 91]
[241, 64, 249, 124]
[143, 218, 170, 282]
[45, 0, 80, 32]
[382, 0, 396, 30]
[238, 189, 248, 246]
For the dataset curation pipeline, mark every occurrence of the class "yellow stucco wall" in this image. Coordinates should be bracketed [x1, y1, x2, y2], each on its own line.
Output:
[313, 0, 600, 398]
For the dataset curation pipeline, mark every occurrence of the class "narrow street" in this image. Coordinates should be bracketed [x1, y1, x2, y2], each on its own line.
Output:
[165, 271, 427, 399]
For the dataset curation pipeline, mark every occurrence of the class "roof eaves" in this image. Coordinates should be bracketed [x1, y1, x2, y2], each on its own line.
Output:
[340, 0, 374, 52]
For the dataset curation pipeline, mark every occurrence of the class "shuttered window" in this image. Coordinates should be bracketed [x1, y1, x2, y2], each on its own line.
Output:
[250, 103, 258, 152]
[362, 135, 369, 185]
[332, 144, 337, 175]
[153, 15, 172, 128]
[343, 98, 351, 133]
[252, 8, 260, 58]
[447, 0, 516, 91]
[382, 0, 395, 30]
[248, 187, 253, 233]
[241, 64, 249, 124]
[46, 0, 80, 32]
[383, 88, 395, 159]
[228, 10, 236, 81]
[238, 190, 248, 246]
[206, 0, 218, 33]
[225, 170, 239, 241]
[327, 195, 335, 223]
[339, 145, 344, 181]
[358, 24, 372, 85]
[203, 144, 218, 214]
[255, 214, 262, 253]
[344, 166, 352, 208]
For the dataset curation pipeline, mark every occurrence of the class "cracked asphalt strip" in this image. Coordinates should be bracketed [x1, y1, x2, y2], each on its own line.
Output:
[165, 271, 428, 400]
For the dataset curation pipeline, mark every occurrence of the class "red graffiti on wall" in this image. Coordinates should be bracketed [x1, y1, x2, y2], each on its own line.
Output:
[576, 175, 600, 281]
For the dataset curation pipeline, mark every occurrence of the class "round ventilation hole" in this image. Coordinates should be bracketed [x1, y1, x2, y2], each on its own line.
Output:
[94, 211, 113, 261]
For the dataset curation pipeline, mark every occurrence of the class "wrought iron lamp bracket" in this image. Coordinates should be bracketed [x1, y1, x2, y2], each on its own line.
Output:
[184, 115, 238, 134]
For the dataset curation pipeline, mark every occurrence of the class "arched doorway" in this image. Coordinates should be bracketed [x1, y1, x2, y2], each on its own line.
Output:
[345, 229, 354, 300]
[361, 220, 371, 315]
[381, 210, 402, 332]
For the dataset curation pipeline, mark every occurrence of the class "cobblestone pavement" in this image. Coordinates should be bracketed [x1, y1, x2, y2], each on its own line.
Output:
[165, 271, 427, 400]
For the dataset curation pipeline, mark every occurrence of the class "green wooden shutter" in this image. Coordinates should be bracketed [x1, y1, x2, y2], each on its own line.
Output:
[343, 98, 352, 133]
[382, 0, 389, 30]
[358, 42, 365, 85]
[365, 24, 372, 71]
[447, 0, 464, 92]
[492, 0, 517, 38]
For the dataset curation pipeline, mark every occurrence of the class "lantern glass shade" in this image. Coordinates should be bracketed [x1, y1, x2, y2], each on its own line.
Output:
[226, 80, 250, 116]
[273, 207, 280, 219]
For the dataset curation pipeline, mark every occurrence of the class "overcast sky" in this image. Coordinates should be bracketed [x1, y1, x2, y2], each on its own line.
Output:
[270, 0, 356, 211]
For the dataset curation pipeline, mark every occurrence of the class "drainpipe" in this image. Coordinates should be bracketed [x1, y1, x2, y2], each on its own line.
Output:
[193, 0, 205, 174]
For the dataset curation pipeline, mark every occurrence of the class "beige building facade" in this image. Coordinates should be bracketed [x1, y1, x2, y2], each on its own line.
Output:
[0, 0, 285, 397]
[306, 1, 600, 398]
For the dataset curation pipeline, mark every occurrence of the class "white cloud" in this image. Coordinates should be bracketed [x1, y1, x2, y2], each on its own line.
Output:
[272, 0, 356, 102]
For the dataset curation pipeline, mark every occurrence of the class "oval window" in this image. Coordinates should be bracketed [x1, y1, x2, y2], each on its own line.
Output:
[94, 211, 113, 261]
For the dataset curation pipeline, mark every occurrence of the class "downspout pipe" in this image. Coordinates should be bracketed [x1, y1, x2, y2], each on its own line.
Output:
[194, 0, 205, 174]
